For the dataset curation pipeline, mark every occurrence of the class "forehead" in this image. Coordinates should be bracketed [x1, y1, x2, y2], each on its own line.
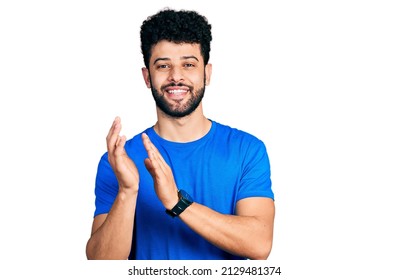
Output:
[150, 40, 202, 61]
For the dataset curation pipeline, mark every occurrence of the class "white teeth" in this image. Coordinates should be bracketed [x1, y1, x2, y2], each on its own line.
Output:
[168, 90, 186, 95]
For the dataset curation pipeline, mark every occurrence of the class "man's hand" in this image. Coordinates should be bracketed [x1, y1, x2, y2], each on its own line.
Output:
[142, 133, 179, 209]
[106, 117, 139, 193]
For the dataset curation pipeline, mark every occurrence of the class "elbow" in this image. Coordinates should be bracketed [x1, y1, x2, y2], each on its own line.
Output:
[85, 239, 129, 260]
[86, 239, 97, 260]
[86, 249, 129, 260]
[248, 238, 272, 260]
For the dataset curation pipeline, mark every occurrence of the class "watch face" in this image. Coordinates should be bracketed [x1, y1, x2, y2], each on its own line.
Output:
[179, 189, 193, 204]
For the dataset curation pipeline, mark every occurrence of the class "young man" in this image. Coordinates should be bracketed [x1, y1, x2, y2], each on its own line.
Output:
[86, 8, 275, 260]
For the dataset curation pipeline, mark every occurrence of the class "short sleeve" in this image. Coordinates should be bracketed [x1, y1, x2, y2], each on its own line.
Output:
[237, 139, 274, 201]
[93, 152, 119, 217]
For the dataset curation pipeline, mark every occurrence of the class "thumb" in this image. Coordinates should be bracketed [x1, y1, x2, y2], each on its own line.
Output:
[144, 158, 154, 175]
[114, 135, 127, 156]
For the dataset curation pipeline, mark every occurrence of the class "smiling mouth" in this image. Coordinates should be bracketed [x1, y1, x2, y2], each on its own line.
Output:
[167, 89, 188, 96]
[164, 85, 191, 100]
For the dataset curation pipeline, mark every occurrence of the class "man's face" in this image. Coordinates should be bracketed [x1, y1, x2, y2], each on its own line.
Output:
[142, 40, 212, 118]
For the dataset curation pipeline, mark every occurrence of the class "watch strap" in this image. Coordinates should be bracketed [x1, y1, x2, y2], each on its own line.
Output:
[165, 190, 193, 217]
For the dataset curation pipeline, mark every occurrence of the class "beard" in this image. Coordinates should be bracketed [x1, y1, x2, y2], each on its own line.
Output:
[150, 76, 206, 118]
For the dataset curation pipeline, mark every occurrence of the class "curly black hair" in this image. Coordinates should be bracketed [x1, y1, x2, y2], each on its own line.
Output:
[140, 8, 212, 68]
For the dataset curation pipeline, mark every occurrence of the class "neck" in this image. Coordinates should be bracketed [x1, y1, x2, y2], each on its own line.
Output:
[154, 105, 211, 142]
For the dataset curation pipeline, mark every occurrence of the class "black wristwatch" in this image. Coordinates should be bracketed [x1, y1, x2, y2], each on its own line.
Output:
[165, 189, 194, 218]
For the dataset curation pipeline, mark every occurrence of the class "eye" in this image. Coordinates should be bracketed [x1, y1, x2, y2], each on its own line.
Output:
[184, 63, 195, 68]
[156, 64, 171, 71]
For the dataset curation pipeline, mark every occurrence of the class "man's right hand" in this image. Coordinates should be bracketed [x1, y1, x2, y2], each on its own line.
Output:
[106, 116, 139, 193]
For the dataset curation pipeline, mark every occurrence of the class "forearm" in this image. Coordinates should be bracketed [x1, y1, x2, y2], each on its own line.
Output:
[179, 199, 275, 260]
[86, 191, 137, 260]
[141, 133, 275, 259]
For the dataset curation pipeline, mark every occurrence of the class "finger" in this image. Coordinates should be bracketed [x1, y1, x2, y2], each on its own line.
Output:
[142, 133, 167, 165]
[144, 158, 154, 174]
[141, 134, 167, 174]
[107, 117, 122, 153]
[141, 133, 152, 151]
[106, 116, 120, 140]
[114, 135, 127, 157]
[142, 134, 168, 174]
[142, 133, 156, 160]
[144, 153, 163, 177]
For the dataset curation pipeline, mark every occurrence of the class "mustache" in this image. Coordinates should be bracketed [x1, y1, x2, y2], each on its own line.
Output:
[161, 82, 193, 91]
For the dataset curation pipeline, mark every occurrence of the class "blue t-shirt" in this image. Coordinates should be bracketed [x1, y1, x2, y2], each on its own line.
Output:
[94, 120, 274, 260]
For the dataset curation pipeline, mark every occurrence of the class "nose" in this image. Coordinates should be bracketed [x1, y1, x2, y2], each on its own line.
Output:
[168, 66, 184, 83]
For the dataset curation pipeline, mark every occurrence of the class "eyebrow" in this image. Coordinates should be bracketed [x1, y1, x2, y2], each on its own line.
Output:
[153, 55, 200, 65]
[181, 55, 199, 62]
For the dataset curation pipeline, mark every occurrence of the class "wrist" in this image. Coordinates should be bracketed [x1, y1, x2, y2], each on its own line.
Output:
[118, 185, 139, 198]
[165, 189, 194, 218]
[162, 190, 179, 210]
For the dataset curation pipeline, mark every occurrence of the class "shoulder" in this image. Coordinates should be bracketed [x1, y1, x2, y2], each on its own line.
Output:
[212, 121, 265, 147]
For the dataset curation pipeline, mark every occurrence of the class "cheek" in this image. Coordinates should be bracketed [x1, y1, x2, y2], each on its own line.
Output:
[193, 75, 206, 87]
[186, 71, 205, 84]
[149, 75, 165, 89]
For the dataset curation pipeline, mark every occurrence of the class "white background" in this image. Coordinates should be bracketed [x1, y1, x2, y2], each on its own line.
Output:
[1, 0, 407, 279]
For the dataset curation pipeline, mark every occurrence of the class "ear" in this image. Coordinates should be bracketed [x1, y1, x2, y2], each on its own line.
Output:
[141, 67, 151, 88]
[205, 63, 212, 86]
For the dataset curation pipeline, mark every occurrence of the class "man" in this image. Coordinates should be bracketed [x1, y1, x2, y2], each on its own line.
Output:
[86, 8, 275, 260]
